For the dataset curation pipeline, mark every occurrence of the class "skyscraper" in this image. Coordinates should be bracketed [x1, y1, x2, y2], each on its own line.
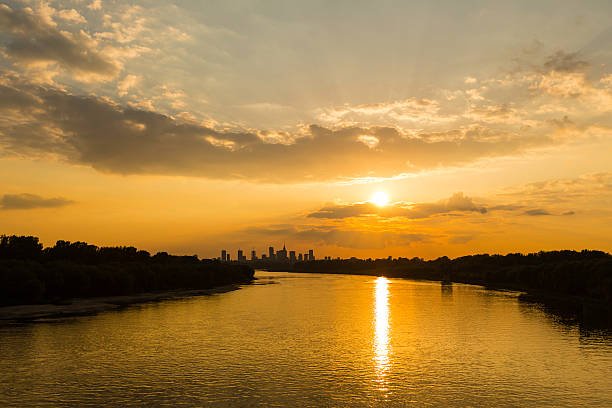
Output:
[268, 246, 275, 261]
[251, 250, 257, 261]
[289, 251, 296, 263]
[276, 243, 288, 262]
[221, 249, 227, 262]
[308, 249, 314, 261]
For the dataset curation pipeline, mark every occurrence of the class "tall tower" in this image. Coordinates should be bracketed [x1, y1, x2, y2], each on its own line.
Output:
[221, 249, 227, 262]
[251, 249, 257, 261]
[268, 246, 275, 260]
[276, 243, 288, 262]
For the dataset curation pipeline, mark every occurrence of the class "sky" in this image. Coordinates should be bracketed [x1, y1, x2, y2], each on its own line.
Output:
[1, 0, 611, 259]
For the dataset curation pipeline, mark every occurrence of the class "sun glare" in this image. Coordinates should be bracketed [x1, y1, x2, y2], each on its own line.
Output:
[370, 191, 390, 207]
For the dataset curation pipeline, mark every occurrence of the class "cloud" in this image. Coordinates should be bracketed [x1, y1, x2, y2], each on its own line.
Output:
[308, 193, 487, 219]
[494, 173, 612, 217]
[0, 80, 556, 183]
[504, 172, 612, 202]
[308, 202, 379, 219]
[117, 74, 141, 97]
[488, 204, 524, 211]
[524, 209, 551, 216]
[0, 193, 73, 210]
[0, 4, 119, 80]
[237, 172, 610, 253]
[243, 225, 428, 249]
[542, 51, 589, 73]
[0, 42, 608, 183]
[316, 97, 451, 127]
[448, 235, 475, 244]
[538, 71, 588, 98]
[356, 134, 380, 149]
[56, 9, 86, 24]
[88, 0, 102, 11]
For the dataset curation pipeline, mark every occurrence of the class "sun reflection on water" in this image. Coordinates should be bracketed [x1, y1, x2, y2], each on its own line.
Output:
[373, 276, 390, 393]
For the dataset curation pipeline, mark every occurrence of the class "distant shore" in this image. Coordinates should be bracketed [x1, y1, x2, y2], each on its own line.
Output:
[0, 284, 243, 324]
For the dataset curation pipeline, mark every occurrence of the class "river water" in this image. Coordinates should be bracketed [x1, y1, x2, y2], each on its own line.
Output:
[1, 272, 611, 407]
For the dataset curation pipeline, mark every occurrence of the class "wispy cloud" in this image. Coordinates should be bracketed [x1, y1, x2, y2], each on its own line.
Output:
[524, 209, 552, 216]
[308, 193, 487, 220]
[0, 193, 73, 210]
[242, 225, 429, 249]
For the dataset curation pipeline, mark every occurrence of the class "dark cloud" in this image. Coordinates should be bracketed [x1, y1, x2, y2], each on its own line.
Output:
[243, 225, 427, 249]
[0, 81, 552, 182]
[0, 193, 73, 210]
[548, 115, 575, 129]
[0, 4, 118, 78]
[308, 202, 379, 219]
[308, 193, 487, 219]
[294, 228, 427, 249]
[448, 235, 475, 244]
[543, 51, 589, 73]
[524, 209, 551, 216]
[0, 83, 40, 109]
[488, 204, 524, 211]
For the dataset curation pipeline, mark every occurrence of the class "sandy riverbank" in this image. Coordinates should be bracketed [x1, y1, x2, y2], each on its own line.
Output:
[0, 284, 244, 324]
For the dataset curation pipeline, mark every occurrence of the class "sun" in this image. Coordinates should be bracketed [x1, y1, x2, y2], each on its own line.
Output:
[370, 191, 390, 207]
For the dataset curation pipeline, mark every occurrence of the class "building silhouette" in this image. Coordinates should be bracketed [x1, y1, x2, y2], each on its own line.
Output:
[276, 244, 288, 262]
[218, 244, 318, 264]
[268, 246, 275, 261]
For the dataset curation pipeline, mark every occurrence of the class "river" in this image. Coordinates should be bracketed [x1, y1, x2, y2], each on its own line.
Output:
[1, 272, 610, 407]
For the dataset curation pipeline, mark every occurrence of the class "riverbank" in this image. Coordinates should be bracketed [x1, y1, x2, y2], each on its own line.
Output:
[0, 284, 244, 324]
[0, 235, 256, 307]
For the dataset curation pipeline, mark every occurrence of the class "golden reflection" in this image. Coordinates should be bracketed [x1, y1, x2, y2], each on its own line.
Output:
[373, 276, 390, 392]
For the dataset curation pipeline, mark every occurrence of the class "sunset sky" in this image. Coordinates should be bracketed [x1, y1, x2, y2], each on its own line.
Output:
[1, 0, 611, 259]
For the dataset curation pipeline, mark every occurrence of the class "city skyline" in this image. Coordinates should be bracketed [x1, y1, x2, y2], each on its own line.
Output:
[219, 243, 316, 263]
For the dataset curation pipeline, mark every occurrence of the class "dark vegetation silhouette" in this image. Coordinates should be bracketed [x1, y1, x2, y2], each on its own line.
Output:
[289, 251, 612, 314]
[0, 235, 254, 306]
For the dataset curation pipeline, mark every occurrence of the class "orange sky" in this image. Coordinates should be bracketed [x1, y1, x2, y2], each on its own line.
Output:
[1, 1, 611, 259]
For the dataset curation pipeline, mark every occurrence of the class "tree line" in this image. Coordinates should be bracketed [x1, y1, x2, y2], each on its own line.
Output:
[293, 250, 612, 308]
[0, 235, 254, 306]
